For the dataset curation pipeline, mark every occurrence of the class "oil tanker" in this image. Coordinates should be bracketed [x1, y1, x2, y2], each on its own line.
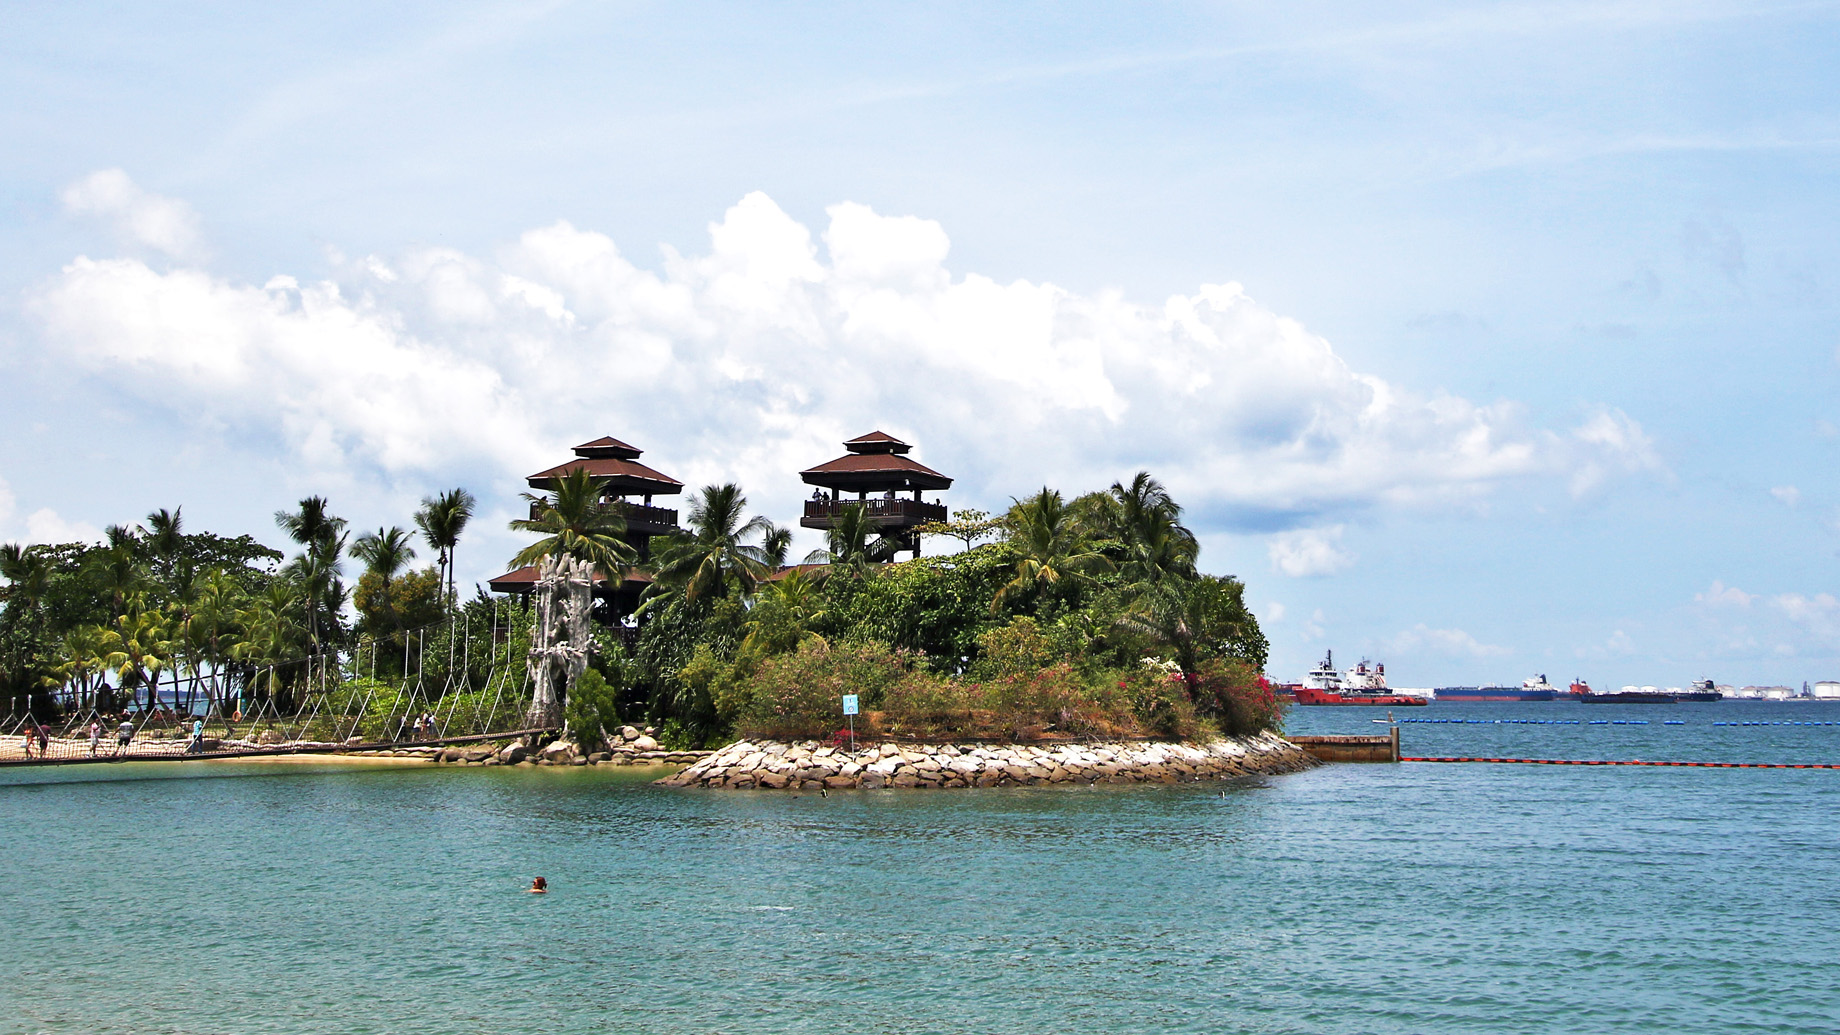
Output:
[1434, 676, 1559, 702]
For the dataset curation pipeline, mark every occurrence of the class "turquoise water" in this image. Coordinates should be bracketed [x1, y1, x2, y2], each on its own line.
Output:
[2, 702, 1837, 1034]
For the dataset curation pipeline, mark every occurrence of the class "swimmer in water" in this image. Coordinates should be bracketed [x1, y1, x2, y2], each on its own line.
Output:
[528, 876, 547, 894]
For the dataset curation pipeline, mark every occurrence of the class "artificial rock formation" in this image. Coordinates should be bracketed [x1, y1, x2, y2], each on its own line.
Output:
[526, 553, 594, 727]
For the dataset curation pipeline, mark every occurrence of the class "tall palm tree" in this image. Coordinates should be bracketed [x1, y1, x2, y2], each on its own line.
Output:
[759, 522, 794, 570]
[415, 488, 476, 602]
[144, 507, 186, 595]
[508, 469, 636, 726]
[352, 527, 417, 585]
[0, 544, 52, 614]
[991, 488, 1112, 612]
[275, 497, 347, 652]
[275, 497, 345, 554]
[233, 583, 308, 715]
[1105, 472, 1197, 586]
[185, 571, 246, 718]
[649, 484, 773, 601]
[801, 503, 900, 579]
[87, 528, 149, 628]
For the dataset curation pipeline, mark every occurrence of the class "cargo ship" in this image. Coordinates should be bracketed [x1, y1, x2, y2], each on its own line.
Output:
[1578, 688, 1675, 703]
[1292, 651, 1428, 706]
[1435, 675, 1558, 702]
[1678, 679, 1723, 702]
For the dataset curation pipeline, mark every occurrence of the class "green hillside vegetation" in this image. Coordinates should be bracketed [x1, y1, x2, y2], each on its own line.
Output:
[1, 472, 1281, 748]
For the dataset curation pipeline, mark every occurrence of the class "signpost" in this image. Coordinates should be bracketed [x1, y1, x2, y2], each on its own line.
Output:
[842, 694, 858, 751]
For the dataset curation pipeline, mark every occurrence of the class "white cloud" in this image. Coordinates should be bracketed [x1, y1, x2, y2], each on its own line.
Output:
[1773, 592, 1840, 639]
[59, 169, 206, 261]
[22, 509, 102, 546]
[1566, 407, 1664, 497]
[1770, 485, 1801, 507]
[1388, 623, 1511, 658]
[1267, 525, 1354, 577]
[1262, 601, 1286, 624]
[0, 473, 102, 547]
[24, 190, 1660, 541]
[1695, 580, 1755, 608]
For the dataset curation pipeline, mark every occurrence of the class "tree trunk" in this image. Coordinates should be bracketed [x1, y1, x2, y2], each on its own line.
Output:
[526, 554, 591, 728]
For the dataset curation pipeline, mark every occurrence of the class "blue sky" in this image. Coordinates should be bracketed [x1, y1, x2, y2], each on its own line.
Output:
[3, 1, 1838, 688]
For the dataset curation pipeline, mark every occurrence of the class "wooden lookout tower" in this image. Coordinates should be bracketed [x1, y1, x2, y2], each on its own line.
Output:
[799, 431, 951, 558]
[488, 435, 684, 621]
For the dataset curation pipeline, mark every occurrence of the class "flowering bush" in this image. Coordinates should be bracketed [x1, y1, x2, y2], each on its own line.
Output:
[1187, 658, 1284, 735]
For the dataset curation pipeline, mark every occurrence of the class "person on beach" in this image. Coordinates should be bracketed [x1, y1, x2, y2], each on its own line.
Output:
[116, 716, 134, 756]
[21, 728, 32, 759]
[35, 723, 49, 757]
[528, 877, 547, 894]
[88, 720, 101, 757]
[186, 718, 205, 754]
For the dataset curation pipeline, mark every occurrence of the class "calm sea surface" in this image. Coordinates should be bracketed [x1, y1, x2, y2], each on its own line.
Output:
[3, 700, 1838, 1035]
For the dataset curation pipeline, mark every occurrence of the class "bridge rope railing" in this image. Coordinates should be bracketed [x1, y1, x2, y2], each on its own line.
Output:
[2, 599, 552, 765]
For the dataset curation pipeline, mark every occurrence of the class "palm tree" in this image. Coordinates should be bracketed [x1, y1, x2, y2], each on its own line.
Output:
[649, 484, 773, 601]
[0, 544, 52, 614]
[802, 503, 900, 579]
[184, 571, 246, 718]
[51, 625, 106, 709]
[233, 583, 308, 715]
[1116, 575, 1265, 684]
[415, 488, 476, 602]
[1104, 472, 1197, 587]
[741, 568, 828, 655]
[275, 497, 347, 652]
[87, 528, 149, 628]
[102, 609, 173, 715]
[760, 522, 794, 570]
[275, 496, 345, 554]
[991, 488, 1112, 612]
[352, 527, 417, 585]
[144, 507, 186, 596]
[508, 468, 637, 726]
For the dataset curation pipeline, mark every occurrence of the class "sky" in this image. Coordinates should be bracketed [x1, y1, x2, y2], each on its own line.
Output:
[3, 0, 1838, 689]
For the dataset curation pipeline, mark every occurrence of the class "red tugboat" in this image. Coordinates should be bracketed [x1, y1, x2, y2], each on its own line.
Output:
[1292, 651, 1428, 706]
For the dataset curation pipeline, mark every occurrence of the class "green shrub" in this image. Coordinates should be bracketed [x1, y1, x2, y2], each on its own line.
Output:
[565, 668, 620, 749]
[1120, 668, 1200, 740]
[971, 616, 1055, 679]
[735, 639, 921, 740]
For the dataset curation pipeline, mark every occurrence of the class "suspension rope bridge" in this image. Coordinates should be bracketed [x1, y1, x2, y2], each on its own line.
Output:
[1, 600, 562, 768]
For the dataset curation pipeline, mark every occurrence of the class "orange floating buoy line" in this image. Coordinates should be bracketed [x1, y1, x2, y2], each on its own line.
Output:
[1400, 757, 1840, 769]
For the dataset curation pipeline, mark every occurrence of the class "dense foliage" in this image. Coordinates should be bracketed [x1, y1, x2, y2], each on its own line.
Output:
[2, 468, 1279, 748]
[621, 472, 1277, 746]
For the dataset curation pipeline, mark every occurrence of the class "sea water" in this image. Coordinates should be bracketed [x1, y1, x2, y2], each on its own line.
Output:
[1, 701, 1836, 1035]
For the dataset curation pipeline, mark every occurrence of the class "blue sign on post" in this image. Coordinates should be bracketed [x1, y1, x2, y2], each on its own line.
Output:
[842, 694, 859, 716]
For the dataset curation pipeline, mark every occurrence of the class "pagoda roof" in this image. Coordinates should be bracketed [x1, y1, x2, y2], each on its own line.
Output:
[487, 565, 652, 593]
[843, 430, 912, 455]
[800, 451, 952, 491]
[573, 436, 643, 460]
[526, 456, 684, 494]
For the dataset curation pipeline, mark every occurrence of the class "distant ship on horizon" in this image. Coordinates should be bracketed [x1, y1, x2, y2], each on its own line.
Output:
[1434, 676, 1558, 702]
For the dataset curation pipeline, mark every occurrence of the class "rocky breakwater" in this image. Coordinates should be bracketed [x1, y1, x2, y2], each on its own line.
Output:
[437, 726, 712, 768]
[656, 732, 1317, 790]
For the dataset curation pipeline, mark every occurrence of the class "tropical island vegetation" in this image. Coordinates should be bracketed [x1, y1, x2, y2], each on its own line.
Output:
[0, 470, 1279, 750]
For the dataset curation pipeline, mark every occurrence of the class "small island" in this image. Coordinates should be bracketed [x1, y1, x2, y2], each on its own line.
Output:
[2, 431, 1301, 782]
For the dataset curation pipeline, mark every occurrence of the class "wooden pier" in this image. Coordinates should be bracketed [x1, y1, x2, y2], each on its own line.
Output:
[1286, 730, 1400, 763]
